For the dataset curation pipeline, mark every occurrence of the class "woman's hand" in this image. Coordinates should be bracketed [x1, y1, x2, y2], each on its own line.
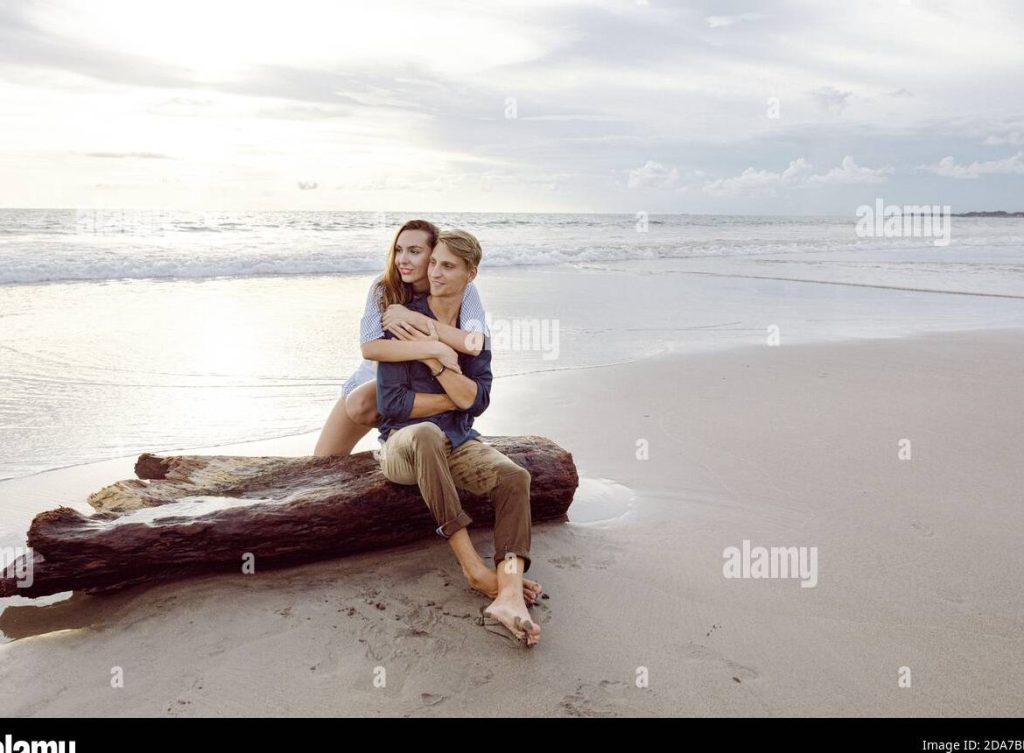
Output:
[389, 315, 439, 343]
[383, 304, 428, 333]
[392, 320, 462, 373]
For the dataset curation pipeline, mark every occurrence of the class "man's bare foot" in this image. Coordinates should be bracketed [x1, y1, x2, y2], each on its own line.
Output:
[465, 567, 541, 604]
[482, 596, 541, 647]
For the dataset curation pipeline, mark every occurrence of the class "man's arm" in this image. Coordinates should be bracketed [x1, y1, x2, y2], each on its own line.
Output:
[377, 359, 459, 419]
[410, 393, 458, 417]
[423, 345, 492, 415]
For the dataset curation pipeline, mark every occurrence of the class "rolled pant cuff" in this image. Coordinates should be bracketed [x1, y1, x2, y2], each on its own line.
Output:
[435, 511, 473, 539]
[495, 550, 532, 574]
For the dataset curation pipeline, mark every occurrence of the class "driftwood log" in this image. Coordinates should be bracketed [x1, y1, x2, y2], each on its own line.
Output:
[0, 436, 578, 598]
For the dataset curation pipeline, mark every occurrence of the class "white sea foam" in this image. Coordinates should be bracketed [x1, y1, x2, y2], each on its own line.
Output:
[4, 208, 1021, 285]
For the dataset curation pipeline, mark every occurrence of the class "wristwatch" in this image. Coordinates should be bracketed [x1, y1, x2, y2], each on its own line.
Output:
[431, 364, 447, 378]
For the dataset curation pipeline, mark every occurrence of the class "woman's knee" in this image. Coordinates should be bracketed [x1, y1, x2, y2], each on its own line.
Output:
[314, 398, 369, 457]
[344, 385, 379, 426]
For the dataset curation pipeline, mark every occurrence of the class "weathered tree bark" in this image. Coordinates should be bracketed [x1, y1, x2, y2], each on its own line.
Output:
[0, 436, 578, 598]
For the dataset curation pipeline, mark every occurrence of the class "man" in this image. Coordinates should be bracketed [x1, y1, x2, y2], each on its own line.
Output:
[375, 229, 542, 647]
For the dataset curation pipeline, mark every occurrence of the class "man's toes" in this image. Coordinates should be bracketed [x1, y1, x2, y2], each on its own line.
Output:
[514, 617, 541, 646]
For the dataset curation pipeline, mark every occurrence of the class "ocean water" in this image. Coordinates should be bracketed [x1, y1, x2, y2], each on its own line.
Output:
[3, 208, 1024, 285]
[1, 208, 1023, 480]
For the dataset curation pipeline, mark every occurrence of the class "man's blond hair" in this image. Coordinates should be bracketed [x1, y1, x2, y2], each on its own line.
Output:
[436, 229, 482, 270]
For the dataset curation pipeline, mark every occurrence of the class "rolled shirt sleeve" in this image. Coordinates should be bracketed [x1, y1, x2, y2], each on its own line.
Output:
[459, 282, 490, 339]
[359, 275, 386, 344]
[376, 360, 416, 421]
[461, 344, 492, 418]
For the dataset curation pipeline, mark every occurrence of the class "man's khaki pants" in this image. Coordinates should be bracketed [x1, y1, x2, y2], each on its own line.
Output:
[377, 422, 533, 573]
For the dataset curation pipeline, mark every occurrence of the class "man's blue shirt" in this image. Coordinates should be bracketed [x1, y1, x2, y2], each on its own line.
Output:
[375, 293, 491, 449]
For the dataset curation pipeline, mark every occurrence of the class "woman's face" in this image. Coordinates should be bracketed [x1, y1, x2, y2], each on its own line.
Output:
[394, 229, 432, 284]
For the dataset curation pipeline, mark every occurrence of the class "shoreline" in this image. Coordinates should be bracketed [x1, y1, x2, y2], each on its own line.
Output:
[5, 321, 1024, 486]
[4, 249, 1024, 482]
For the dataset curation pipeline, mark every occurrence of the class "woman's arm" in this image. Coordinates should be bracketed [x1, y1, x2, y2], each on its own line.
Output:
[356, 276, 460, 368]
[365, 317, 464, 376]
[361, 337, 449, 364]
[382, 308, 482, 357]
[382, 282, 488, 357]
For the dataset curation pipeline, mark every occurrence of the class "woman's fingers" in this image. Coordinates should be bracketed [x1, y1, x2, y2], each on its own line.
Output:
[387, 317, 440, 343]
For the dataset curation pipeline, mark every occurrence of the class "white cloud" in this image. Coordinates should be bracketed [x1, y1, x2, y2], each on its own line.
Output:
[780, 158, 815, 184]
[922, 152, 1024, 179]
[2, 0, 1023, 211]
[808, 86, 853, 115]
[85, 151, 171, 159]
[703, 156, 892, 196]
[981, 132, 1024, 147]
[703, 168, 783, 196]
[706, 13, 767, 29]
[807, 156, 893, 186]
[17, 0, 560, 80]
[627, 160, 679, 189]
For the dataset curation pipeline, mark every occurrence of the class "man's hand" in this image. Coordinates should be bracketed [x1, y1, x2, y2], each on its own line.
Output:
[423, 343, 462, 374]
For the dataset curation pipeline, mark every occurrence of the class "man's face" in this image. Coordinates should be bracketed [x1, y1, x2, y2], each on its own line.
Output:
[429, 241, 476, 297]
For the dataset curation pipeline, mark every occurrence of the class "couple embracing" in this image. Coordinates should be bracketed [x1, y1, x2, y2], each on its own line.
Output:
[314, 220, 541, 647]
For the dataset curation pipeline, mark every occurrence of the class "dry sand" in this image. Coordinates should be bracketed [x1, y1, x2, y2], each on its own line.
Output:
[1, 328, 1022, 716]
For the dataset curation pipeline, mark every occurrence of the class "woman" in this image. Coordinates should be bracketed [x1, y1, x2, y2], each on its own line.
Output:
[314, 219, 489, 457]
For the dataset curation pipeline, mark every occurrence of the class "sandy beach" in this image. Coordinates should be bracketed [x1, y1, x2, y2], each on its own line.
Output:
[2, 327, 1022, 716]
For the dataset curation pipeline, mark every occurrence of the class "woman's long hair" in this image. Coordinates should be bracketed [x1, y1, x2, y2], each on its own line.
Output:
[375, 219, 440, 311]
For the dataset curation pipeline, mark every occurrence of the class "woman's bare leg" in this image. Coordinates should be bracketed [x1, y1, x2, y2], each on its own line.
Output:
[313, 391, 373, 457]
[343, 380, 381, 427]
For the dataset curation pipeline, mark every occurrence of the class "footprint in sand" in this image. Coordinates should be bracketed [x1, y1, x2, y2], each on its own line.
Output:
[166, 678, 205, 716]
[679, 641, 761, 683]
[559, 680, 633, 717]
[549, 554, 615, 571]
[911, 520, 935, 538]
[549, 555, 583, 569]
[529, 600, 553, 624]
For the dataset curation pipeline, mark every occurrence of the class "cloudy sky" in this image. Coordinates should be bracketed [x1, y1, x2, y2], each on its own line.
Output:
[1, 0, 1022, 213]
